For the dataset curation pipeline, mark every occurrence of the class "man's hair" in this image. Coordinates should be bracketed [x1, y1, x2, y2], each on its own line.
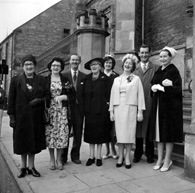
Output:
[69, 53, 81, 62]
[140, 44, 151, 52]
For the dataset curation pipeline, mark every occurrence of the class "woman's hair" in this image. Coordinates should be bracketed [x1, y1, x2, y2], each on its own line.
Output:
[47, 57, 65, 72]
[103, 56, 116, 70]
[121, 54, 137, 72]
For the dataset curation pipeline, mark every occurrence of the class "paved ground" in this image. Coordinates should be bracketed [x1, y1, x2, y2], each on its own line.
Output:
[0, 113, 195, 193]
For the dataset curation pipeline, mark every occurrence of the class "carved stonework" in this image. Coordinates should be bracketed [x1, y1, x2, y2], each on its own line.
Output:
[186, 5, 193, 17]
[75, 8, 109, 31]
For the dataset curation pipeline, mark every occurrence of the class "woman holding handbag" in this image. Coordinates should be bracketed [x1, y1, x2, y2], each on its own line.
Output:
[45, 57, 75, 170]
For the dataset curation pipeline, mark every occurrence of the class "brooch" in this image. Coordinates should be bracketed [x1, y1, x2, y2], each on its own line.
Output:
[127, 75, 133, 82]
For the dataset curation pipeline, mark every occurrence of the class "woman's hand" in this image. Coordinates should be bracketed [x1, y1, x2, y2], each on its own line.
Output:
[54, 95, 68, 103]
[162, 79, 173, 87]
[110, 111, 114, 121]
[137, 110, 143, 122]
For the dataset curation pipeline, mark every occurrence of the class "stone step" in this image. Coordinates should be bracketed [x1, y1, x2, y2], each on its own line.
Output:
[183, 115, 191, 124]
[183, 107, 192, 116]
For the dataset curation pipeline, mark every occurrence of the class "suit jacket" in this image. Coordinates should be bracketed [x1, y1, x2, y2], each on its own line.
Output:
[109, 74, 145, 111]
[62, 70, 86, 116]
[134, 62, 159, 137]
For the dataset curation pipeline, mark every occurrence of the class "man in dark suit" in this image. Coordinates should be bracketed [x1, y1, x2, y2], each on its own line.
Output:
[133, 44, 159, 164]
[61, 53, 86, 164]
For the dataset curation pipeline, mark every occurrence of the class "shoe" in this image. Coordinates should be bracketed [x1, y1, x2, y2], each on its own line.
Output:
[133, 157, 141, 163]
[50, 165, 56, 170]
[17, 168, 27, 178]
[112, 155, 118, 159]
[57, 165, 64, 170]
[153, 164, 162, 170]
[147, 158, 154, 164]
[96, 159, 102, 167]
[102, 154, 110, 159]
[125, 164, 131, 169]
[86, 158, 95, 166]
[160, 161, 173, 172]
[72, 159, 81, 164]
[27, 167, 41, 177]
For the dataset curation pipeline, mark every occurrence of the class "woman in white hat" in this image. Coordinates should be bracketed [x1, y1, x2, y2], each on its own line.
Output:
[151, 46, 183, 172]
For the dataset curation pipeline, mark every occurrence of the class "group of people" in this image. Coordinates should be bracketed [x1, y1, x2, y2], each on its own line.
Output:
[7, 44, 183, 178]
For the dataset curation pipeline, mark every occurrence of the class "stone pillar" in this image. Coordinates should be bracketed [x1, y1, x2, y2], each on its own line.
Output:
[184, 2, 195, 179]
[115, 0, 136, 52]
[74, 9, 109, 73]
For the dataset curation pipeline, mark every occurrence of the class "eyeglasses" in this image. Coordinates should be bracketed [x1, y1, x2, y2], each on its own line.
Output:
[51, 65, 61, 68]
[23, 63, 34, 67]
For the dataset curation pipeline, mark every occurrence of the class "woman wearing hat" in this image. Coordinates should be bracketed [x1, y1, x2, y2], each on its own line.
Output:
[109, 54, 145, 169]
[81, 57, 112, 167]
[102, 55, 119, 160]
[8, 54, 50, 178]
[45, 57, 75, 170]
[151, 47, 183, 172]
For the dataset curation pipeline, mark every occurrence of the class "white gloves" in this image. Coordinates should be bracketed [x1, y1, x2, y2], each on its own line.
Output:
[151, 84, 165, 92]
[162, 79, 173, 86]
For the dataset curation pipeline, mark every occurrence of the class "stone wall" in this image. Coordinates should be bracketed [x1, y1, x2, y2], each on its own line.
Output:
[14, 0, 75, 65]
[144, 0, 191, 51]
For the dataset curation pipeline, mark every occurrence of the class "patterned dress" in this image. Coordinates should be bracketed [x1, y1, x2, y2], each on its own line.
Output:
[46, 80, 69, 148]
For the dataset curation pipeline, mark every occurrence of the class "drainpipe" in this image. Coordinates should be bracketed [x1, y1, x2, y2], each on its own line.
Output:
[142, 0, 145, 43]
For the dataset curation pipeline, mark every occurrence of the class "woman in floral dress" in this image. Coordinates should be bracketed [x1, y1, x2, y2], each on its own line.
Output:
[45, 57, 74, 170]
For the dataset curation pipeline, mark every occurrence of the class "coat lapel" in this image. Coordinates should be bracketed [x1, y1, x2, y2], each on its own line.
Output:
[18, 73, 31, 99]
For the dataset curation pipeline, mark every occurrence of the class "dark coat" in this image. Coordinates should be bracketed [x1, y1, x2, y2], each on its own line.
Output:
[134, 62, 159, 138]
[150, 64, 183, 143]
[7, 73, 50, 155]
[81, 72, 112, 144]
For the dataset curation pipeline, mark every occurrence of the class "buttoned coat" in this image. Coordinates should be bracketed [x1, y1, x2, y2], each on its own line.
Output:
[134, 62, 159, 138]
[7, 73, 50, 155]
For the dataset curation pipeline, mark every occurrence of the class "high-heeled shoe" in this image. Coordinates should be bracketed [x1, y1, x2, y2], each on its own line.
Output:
[153, 160, 164, 170]
[27, 167, 41, 177]
[125, 164, 131, 169]
[160, 161, 173, 172]
[17, 168, 27, 178]
[86, 158, 95, 166]
[56, 161, 63, 170]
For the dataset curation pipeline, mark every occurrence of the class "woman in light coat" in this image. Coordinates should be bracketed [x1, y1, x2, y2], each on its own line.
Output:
[109, 54, 145, 169]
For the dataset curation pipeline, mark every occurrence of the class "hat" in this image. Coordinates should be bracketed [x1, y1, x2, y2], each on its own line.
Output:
[103, 54, 116, 69]
[122, 53, 139, 64]
[21, 54, 37, 66]
[161, 46, 177, 58]
[84, 58, 104, 70]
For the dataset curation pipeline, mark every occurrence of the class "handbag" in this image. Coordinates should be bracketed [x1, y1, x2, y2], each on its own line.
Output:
[43, 100, 50, 125]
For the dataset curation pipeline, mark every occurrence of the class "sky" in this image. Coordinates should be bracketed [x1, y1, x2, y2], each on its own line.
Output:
[0, 0, 60, 42]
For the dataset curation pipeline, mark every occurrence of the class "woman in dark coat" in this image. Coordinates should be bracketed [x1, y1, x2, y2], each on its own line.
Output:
[81, 58, 112, 167]
[151, 47, 183, 172]
[102, 55, 119, 160]
[8, 54, 50, 178]
[45, 57, 75, 170]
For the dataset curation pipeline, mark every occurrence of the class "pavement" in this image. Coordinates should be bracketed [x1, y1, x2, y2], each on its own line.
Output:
[0, 112, 195, 193]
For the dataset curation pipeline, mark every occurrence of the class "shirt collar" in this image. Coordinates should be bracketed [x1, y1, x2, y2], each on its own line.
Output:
[71, 69, 78, 76]
[104, 70, 112, 77]
[141, 62, 149, 68]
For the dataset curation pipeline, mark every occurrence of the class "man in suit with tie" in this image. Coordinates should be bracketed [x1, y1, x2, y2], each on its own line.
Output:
[133, 44, 159, 164]
[61, 53, 86, 164]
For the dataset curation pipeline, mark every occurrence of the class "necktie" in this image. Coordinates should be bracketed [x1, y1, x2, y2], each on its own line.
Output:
[143, 64, 147, 73]
[73, 71, 77, 82]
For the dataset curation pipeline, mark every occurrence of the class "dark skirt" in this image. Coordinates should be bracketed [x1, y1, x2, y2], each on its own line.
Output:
[84, 113, 111, 144]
